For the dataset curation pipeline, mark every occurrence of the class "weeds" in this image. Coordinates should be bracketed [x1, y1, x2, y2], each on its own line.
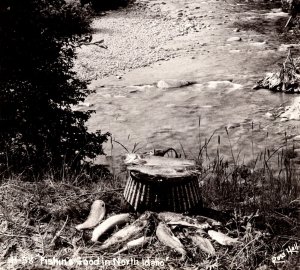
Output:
[0, 128, 299, 269]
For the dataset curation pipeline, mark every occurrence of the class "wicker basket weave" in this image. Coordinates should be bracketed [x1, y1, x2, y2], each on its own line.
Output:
[123, 156, 201, 212]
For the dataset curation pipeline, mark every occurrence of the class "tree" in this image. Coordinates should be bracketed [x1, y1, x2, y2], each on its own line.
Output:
[0, 0, 109, 176]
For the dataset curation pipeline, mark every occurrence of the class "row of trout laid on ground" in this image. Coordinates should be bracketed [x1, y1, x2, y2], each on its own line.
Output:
[75, 200, 241, 260]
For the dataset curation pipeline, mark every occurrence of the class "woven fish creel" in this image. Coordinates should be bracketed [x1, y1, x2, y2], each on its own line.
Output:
[123, 156, 201, 212]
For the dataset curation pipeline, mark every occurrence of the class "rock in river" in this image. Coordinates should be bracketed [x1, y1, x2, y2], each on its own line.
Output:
[157, 79, 195, 89]
[227, 36, 242, 42]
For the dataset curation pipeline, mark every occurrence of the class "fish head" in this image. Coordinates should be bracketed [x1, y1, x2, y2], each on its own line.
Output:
[140, 211, 153, 220]
[157, 212, 173, 222]
[94, 200, 105, 210]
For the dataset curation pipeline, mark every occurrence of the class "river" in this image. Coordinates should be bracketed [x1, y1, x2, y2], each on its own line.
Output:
[75, 0, 300, 167]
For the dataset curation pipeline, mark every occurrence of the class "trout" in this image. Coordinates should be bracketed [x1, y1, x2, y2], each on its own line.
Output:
[91, 213, 130, 242]
[156, 222, 186, 260]
[208, 230, 240, 246]
[189, 234, 215, 255]
[158, 212, 211, 230]
[99, 211, 152, 250]
[114, 236, 150, 254]
[76, 200, 106, 230]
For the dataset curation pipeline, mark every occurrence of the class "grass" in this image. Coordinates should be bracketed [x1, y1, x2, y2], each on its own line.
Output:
[0, 131, 299, 270]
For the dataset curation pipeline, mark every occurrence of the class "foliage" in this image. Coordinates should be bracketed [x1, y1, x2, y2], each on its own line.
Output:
[0, 0, 108, 176]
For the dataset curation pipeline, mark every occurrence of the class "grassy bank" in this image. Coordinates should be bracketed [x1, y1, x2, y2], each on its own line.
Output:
[0, 135, 299, 270]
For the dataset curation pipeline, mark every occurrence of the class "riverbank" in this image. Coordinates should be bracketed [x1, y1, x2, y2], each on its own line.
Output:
[0, 144, 299, 269]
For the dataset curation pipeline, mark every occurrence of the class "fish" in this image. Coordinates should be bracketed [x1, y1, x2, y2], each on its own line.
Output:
[76, 200, 106, 230]
[208, 230, 241, 246]
[91, 213, 130, 242]
[99, 211, 152, 250]
[114, 236, 150, 254]
[156, 222, 186, 260]
[189, 234, 215, 255]
[194, 216, 222, 227]
[158, 212, 211, 230]
[124, 153, 146, 165]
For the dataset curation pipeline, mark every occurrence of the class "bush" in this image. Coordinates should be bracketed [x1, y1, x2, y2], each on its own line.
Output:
[282, 0, 300, 15]
[0, 0, 109, 176]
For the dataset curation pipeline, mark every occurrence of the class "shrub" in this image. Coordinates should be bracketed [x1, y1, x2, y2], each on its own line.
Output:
[0, 0, 109, 176]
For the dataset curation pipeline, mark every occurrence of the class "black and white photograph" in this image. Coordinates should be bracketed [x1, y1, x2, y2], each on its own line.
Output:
[0, 0, 299, 269]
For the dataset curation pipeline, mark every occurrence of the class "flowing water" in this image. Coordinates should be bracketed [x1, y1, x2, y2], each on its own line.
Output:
[76, 0, 300, 165]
